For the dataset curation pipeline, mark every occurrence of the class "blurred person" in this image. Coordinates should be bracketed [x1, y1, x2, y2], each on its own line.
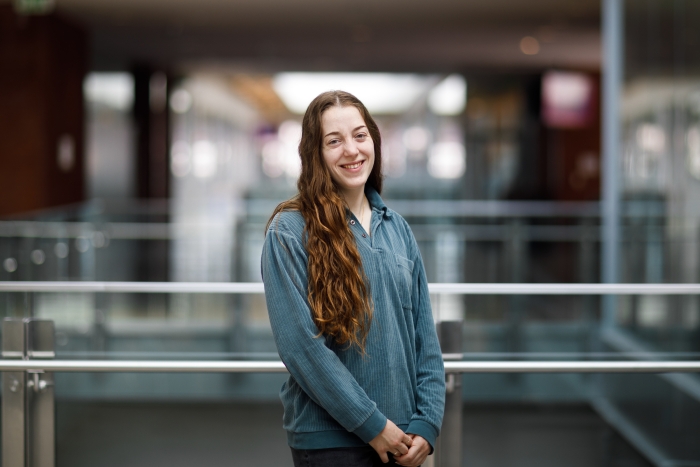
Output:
[262, 91, 445, 467]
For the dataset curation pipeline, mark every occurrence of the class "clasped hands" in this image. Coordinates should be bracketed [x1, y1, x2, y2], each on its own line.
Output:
[368, 420, 430, 466]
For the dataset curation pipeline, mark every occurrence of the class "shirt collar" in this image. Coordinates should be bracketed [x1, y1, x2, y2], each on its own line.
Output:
[365, 185, 392, 218]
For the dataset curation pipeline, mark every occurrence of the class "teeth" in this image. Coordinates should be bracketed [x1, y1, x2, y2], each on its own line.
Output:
[343, 162, 362, 169]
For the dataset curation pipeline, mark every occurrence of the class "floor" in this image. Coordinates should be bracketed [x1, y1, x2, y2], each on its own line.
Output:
[54, 401, 653, 467]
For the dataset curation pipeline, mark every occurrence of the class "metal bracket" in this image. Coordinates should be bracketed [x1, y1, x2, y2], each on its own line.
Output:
[2, 318, 55, 467]
[27, 371, 54, 393]
[445, 373, 456, 394]
[437, 321, 463, 467]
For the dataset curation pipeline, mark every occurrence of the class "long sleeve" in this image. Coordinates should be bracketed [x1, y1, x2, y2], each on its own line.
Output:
[405, 230, 446, 449]
[262, 225, 387, 443]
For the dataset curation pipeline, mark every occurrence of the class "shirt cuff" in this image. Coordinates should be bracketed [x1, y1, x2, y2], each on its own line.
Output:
[352, 408, 387, 443]
[406, 420, 439, 453]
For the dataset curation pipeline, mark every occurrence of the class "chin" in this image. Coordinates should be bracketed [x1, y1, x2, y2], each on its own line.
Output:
[337, 180, 367, 193]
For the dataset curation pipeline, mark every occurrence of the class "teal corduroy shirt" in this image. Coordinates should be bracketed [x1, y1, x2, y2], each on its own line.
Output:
[262, 187, 445, 450]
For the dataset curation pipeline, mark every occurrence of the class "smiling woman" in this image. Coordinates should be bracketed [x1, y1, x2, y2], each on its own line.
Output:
[320, 106, 376, 230]
[261, 91, 445, 467]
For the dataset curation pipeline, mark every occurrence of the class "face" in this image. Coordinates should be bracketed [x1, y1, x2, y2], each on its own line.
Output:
[320, 105, 375, 200]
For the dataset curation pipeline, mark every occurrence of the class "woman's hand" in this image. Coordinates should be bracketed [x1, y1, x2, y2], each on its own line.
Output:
[394, 434, 430, 467]
[368, 420, 412, 463]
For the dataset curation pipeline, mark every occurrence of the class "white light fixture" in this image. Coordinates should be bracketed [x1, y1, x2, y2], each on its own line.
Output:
[171, 141, 192, 178]
[637, 124, 666, 154]
[403, 126, 431, 152]
[262, 140, 285, 178]
[428, 75, 466, 116]
[427, 142, 466, 179]
[541, 71, 593, 128]
[192, 141, 218, 179]
[170, 89, 193, 114]
[543, 72, 591, 110]
[273, 73, 432, 114]
[84, 73, 134, 110]
[261, 122, 303, 179]
[278, 120, 302, 146]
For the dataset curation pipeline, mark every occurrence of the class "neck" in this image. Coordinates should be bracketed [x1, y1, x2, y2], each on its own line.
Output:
[341, 186, 366, 218]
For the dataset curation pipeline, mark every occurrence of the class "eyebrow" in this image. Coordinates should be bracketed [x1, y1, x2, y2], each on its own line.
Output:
[324, 125, 367, 138]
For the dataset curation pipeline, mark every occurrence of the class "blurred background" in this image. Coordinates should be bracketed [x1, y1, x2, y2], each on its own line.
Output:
[1, 0, 699, 465]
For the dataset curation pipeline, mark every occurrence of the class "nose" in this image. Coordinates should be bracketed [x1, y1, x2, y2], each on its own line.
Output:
[343, 139, 360, 156]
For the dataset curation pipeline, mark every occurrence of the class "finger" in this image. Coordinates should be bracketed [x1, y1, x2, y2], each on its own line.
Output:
[403, 434, 413, 446]
[379, 452, 389, 463]
[396, 443, 409, 455]
[395, 450, 416, 465]
[413, 447, 429, 465]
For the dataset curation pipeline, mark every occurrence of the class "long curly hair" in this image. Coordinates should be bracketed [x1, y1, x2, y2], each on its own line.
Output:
[267, 90, 383, 352]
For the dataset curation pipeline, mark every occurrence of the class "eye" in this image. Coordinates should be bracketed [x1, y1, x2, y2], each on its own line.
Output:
[326, 138, 340, 146]
[355, 133, 368, 141]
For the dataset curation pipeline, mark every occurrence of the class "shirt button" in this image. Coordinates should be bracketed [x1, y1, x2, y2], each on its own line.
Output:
[362, 233, 367, 238]
[350, 220, 355, 225]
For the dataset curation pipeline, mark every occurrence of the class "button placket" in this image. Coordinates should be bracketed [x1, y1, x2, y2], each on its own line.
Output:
[350, 212, 374, 242]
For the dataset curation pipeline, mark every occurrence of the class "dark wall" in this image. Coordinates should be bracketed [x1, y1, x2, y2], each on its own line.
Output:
[133, 66, 170, 200]
[0, 6, 86, 217]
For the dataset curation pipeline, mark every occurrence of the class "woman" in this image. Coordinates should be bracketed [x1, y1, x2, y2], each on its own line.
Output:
[262, 90, 445, 467]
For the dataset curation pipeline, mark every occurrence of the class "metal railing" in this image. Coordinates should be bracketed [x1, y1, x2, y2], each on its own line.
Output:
[3, 282, 700, 467]
[2, 281, 700, 294]
[1, 359, 700, 373]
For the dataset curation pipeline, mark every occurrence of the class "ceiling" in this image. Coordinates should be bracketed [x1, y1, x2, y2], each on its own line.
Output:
[48, 0, 602, 72]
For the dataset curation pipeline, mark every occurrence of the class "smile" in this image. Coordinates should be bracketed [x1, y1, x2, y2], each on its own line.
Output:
[341, 161, 364, 169]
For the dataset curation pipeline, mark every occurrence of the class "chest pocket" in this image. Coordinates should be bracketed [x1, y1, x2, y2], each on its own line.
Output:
[394, 254, 414, 310]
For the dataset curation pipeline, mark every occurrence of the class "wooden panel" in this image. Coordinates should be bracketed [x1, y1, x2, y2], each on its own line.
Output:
[0, 6, 86, 217]
[546, 74, 601, 202]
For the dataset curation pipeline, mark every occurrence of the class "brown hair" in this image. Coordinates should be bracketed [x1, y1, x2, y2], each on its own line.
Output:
[267, 90, 383, 351]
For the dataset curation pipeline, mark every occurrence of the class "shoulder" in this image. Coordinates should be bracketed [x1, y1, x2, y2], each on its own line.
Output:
[266, 210, 305, 239]
[384, 208, 414, 238]
[262, 211, 308, 266]
[382, 207, 420, 258]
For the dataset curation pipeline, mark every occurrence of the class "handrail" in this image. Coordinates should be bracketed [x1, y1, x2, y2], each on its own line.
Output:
[1, 360, 699, 373]
[0, 282, 263, 293]
[1, 199, 668, 224]
[0, 221, 228, 240]
[2, 282, 700, 294]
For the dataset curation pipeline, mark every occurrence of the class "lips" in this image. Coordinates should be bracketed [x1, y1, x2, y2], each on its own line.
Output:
[341, 160, 364, 169]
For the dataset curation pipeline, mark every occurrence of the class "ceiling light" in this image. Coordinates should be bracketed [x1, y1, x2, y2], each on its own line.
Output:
[170, 89, 193, 114]
[520, 36, 540, 55]
[637, 124, 666, 154]
[273, 73, 432, 114]
[84, 73, 134, 110]
[428, 142, 466, 179]
[428, 74, 466, 116]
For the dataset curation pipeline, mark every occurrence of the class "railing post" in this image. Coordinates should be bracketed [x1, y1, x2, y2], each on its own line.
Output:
[601, 0, 624, 328]
[26, 319, 56, 467]
[2, 318, 55, 467]
[2, 319, 27, 467]
[436, 321, 463, 467]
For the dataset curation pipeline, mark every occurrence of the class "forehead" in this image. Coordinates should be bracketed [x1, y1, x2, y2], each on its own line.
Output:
[321, 105, 366, 133]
